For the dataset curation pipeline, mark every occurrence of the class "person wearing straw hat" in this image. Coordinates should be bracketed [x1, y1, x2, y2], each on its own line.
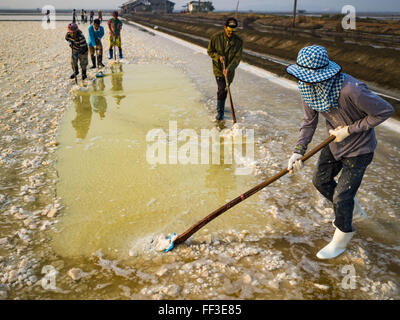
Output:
[207, 17, 243, 121]
[286, 45, 393, 260]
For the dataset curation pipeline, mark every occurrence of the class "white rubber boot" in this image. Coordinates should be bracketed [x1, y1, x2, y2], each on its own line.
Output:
[353, 197, 367, 222]
[316, 227, 355, 259]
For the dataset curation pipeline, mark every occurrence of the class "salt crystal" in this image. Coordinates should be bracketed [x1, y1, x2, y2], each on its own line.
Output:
[242, 273, 252, 284]
[47, 207, 58, 218]
[23, 195, 36, 203]
[156, 267, 168, 277]
[314, 283, 330, 290]
[68, 268, 83, 281]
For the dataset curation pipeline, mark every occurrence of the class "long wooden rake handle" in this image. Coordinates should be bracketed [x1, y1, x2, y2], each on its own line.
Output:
[222, 60, 237, 124]
[173, 135, 336, 247]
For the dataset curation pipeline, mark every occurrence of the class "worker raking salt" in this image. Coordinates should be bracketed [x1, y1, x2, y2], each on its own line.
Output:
[98, 9, 103, 23]
[207, 17, 243, 121]
[65, 23, 89, 83]
[286, 45, 394, 259]
[88, 19, 105, 71]
[108, 11, 123, 61]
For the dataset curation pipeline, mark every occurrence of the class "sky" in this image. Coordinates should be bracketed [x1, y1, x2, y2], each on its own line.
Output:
[1, 0, 399, 12]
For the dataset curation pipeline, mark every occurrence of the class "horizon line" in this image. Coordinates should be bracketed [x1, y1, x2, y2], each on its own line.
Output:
[1, 8, 400, 14]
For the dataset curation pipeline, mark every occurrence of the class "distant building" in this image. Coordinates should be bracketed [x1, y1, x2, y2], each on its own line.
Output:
[120, 0, 175, 14]
[185, 1, 214, 13]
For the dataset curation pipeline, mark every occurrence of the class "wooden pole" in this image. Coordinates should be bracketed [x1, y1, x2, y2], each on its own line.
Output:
[222, 60, 237, 123]
[292, 0, 298, 28]
[173, 135, 336, 247]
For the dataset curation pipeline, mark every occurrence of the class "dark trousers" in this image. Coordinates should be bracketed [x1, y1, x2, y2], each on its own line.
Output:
[216, 76, 227, 102]
[312, 146, 373, 233]
[71, 52, 88, 74]
[89, 41, 103, 57]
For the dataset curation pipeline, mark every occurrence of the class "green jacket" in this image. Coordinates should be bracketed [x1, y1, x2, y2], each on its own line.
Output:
[207, 31, 243, 83]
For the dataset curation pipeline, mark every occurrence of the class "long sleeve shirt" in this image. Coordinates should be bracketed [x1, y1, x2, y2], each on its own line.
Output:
[295, 74, 394, 160]
[65, 31, 88, 54]
[207, 31, 243, 83]
[108, 18, 123, 37]
[88, 25, 104, 47]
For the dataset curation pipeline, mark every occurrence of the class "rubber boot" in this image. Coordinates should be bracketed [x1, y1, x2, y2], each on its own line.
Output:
[70, 71, 79, 79]
[82, 70, 87, 81]
[90, 55, 96, 69]
[109, 48, 113, 60]
[215, 99, 225, 121]
[119, 47, 123, 59]
[316, 227, 355, 259]
[98, 55, 105, 68]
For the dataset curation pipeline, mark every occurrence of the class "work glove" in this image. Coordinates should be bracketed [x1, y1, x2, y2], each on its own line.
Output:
[288, 153, 304, 172]
[329, 125, 350, 143]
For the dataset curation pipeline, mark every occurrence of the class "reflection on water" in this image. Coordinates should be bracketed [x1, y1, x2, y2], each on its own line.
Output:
[71, 95, 92, 139]
[91, 77, 107, 119]
[110, 64, 126, 105]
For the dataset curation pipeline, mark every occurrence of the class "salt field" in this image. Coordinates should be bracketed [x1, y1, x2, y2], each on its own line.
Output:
[0, 20, 399, 300]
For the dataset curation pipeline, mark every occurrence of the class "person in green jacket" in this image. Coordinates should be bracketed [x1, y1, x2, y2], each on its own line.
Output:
[207, 17, 243, 121]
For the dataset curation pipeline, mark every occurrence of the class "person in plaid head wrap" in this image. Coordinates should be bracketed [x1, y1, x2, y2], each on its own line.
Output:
[286, 45, 394, 259]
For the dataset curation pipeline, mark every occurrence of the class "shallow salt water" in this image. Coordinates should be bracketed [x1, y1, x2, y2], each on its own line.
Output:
[52, 63, 260, 259]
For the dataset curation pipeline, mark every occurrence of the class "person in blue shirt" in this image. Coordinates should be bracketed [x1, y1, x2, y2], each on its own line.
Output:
[88, 19, 105, 69]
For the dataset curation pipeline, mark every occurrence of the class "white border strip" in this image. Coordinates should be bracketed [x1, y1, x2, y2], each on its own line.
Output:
[125, 20, 400, 133]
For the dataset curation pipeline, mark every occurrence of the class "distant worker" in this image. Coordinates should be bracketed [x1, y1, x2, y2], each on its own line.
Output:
[90, 10, 94, 24]
[46, 10, 50, 23]
[207, 17, 243, 121]
[98, 10, 103, 23]
[88, 19, 105, 69]
[84, 10, 88, 24]
[108, 11, 123, 60]
[65, 23, 89, 81]
[81, 9, 85, 24]
[72, 9, 76, 24]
